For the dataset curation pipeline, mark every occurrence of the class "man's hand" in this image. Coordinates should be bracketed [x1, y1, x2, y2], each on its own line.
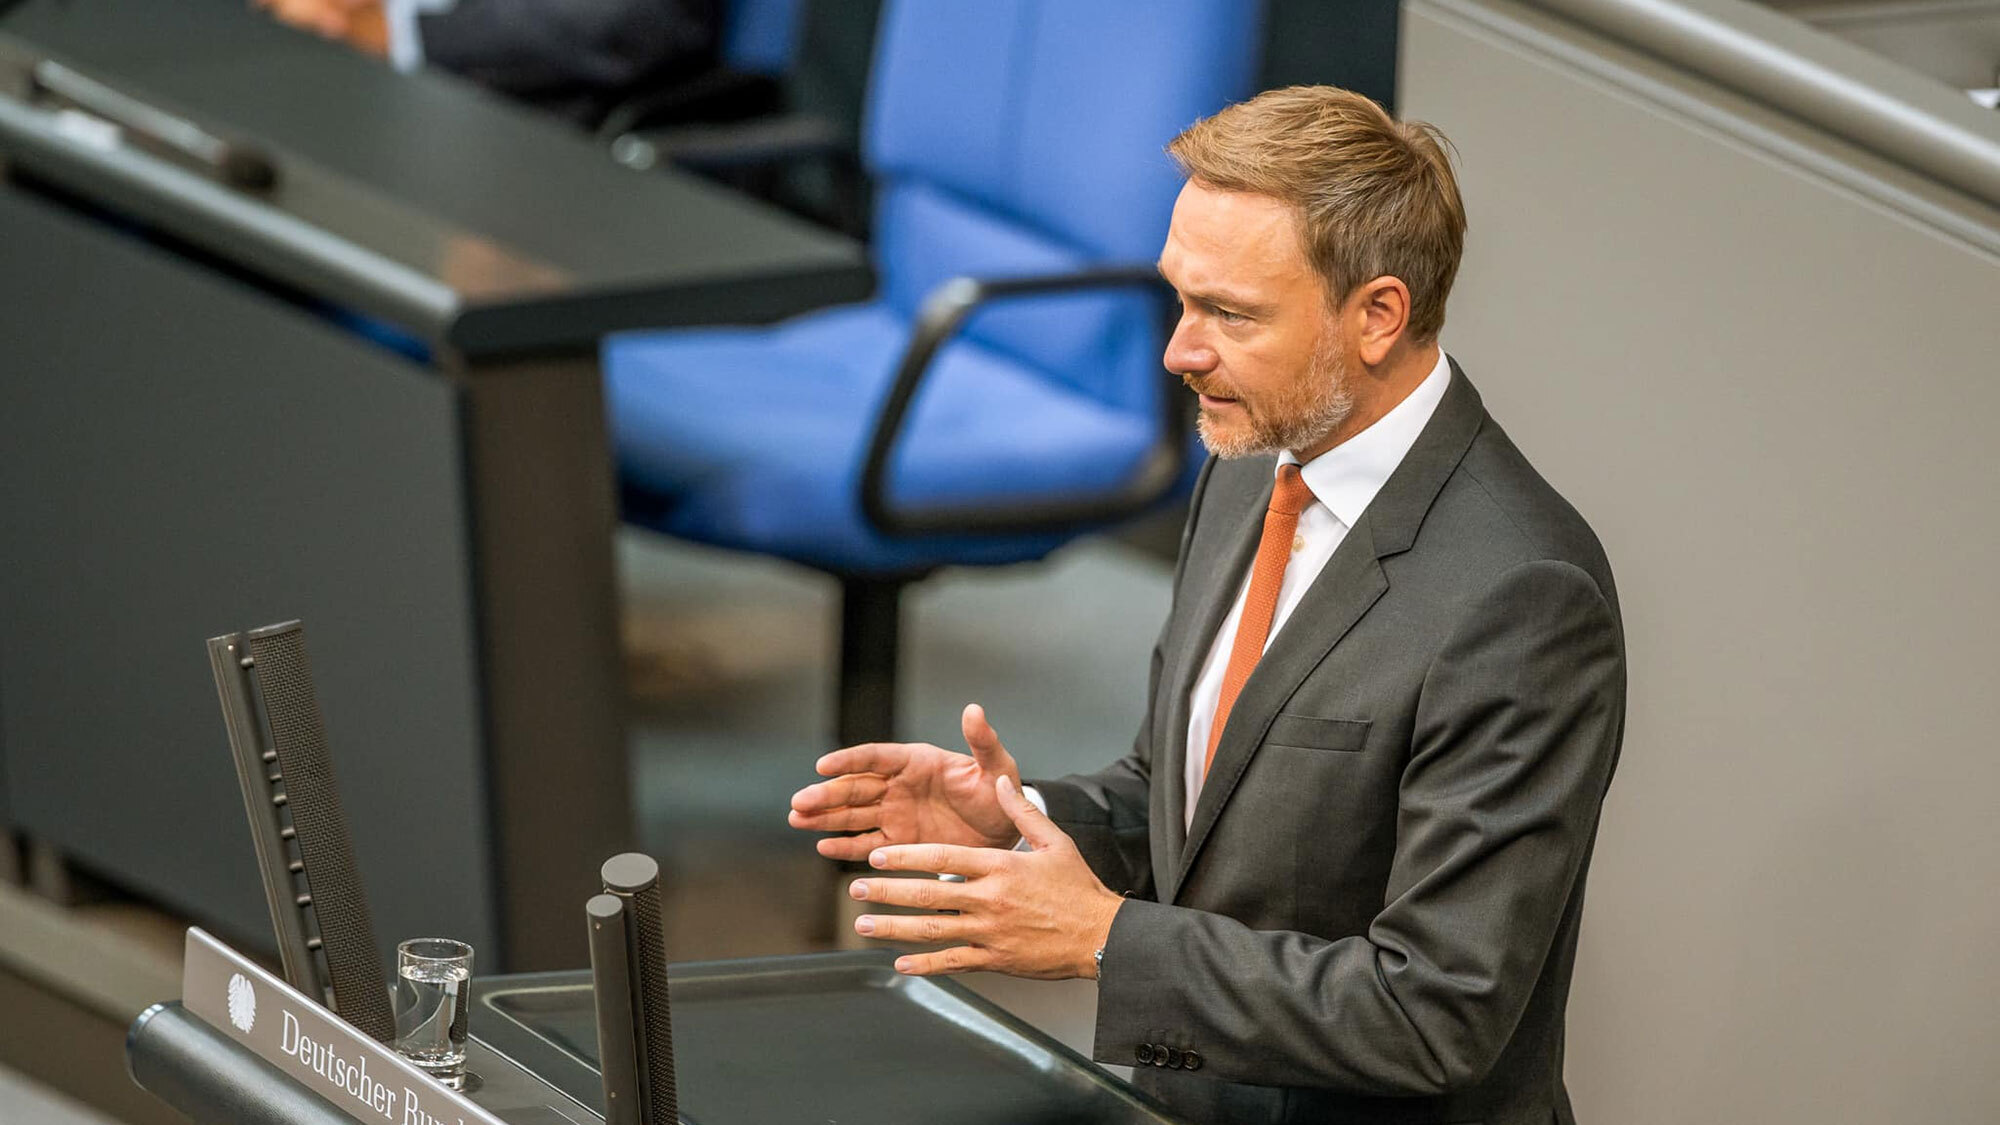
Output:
[789, 704, 1022, 859]
[848, 776, 1124, 980]
[254, 0, 389, 56]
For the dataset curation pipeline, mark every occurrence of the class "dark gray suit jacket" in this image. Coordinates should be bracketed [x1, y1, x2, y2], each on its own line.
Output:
[1037, 364, 1625, 1125]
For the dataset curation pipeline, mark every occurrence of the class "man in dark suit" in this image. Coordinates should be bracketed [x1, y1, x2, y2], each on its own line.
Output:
[790, 85, 1625, 1125]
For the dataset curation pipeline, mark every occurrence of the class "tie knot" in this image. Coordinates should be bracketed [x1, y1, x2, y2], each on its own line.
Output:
[1269, 464, 1315, 516]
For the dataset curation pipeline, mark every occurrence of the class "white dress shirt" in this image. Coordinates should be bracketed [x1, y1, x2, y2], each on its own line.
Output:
[1020, 347, 1451, 832]
[1179, 348, 1450, 827]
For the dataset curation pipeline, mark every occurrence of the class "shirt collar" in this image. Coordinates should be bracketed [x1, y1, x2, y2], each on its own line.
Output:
[1279, 346, 1453, 528]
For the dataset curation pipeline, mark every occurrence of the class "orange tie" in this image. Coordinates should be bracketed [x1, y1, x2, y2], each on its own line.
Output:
[1204, 464, 1316, 778]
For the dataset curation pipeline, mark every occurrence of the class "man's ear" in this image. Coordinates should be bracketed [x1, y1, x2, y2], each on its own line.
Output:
[1348, 276, 1412, 367]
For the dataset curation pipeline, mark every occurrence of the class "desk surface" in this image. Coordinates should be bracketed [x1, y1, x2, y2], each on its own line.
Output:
[0, 0, 870, 355]
[471, 954, 1181, 1125]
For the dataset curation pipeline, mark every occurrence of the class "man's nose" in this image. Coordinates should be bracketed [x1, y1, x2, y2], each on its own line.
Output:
[1162, 317, 1217, 376]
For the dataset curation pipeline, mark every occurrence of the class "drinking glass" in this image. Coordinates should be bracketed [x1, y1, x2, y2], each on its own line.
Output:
[393, 938, 473, 1088]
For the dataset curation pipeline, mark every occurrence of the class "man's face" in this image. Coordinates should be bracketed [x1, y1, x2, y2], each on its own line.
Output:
[1157, 182, 1353, 459]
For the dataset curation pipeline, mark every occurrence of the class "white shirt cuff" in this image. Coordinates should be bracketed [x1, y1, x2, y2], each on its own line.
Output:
[1013, 784, 1047, 851]
[385, 0, 458, 71]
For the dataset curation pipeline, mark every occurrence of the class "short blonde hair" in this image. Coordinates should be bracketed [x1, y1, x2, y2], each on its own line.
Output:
[1167, 86, 1467, 343]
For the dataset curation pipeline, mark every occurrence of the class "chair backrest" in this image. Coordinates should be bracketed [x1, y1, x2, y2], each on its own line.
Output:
[721, 0, 804, 76]
[863, 1, 1261, 415]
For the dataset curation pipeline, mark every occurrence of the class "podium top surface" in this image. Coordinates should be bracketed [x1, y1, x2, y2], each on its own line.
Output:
[0, 0, 870, 357]
[471, 954, 1181, 1125]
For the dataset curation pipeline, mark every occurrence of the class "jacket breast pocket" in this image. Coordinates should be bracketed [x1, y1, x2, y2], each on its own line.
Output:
[1264, 713, 1370, 753]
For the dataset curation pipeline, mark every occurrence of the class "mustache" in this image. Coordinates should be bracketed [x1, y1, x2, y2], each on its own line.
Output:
[1180, 372, 1238, 400]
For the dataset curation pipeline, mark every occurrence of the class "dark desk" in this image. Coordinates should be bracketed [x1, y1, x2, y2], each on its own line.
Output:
[0, 0, 869, 970]
[129, 953, 1181, 1125]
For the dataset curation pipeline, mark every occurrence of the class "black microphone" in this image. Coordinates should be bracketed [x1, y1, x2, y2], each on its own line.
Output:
[208, 621, 394, 1043]
[596, 853, 678, 1125]
[586, 893, 643, 1125]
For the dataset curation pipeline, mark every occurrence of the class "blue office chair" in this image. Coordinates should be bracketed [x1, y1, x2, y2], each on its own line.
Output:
[602, 0, 864, 234]
[720, 0, 803, 77]
[605, 0, 1261, 743]
[597, 0, 806, 140]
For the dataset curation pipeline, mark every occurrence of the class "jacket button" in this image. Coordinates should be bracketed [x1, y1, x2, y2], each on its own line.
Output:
[1135, 1043, 1155, 1065]
[1181, 1050, 1203, 1071]
[1151, 1045, 1170, 1067]
[1163, 1047, 1183, 1068]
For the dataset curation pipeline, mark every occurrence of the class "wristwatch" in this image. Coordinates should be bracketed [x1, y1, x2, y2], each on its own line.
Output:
[1093, 946, 1104, 978]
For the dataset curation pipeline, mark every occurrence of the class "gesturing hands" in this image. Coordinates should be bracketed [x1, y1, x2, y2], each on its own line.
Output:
[789, 703, 1025, 858]
[788, 705, 1123, 979]
[850, 776, 1123, 980]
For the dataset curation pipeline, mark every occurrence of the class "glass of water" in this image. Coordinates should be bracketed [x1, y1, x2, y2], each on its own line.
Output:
[393, 938, 473, 1088]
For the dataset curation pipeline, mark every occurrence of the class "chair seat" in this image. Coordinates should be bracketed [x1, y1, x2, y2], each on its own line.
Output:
[604, 302, 1158, 575]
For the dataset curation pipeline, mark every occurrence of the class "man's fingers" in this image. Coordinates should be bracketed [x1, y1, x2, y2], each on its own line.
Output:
[816, 831, 888, 861]
[849, 876, 976, 912]
[788, 805, 882, 833]
[815, 743, 910, 779]
[892, 944, 984, 972]
[790, 773, 887, 813]
[869, 843, 1002, 878]
[996, 775, 1066, 851]
[961, 704, 1013, 775]
[891, 945, 987, 976]
[853, 911, 974, 945]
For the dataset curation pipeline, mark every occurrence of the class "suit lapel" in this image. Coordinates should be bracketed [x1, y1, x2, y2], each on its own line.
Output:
[1168, 363, 1490, 902]
[1158, 470, 1266, 875]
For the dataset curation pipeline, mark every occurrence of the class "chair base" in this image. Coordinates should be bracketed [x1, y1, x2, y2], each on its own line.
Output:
[835, 575, 911, 745]
[821, 574, 920, 947]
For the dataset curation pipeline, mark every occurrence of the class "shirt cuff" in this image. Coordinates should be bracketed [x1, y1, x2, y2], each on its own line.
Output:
[385, 0, 457, 71]
[1013, 784, 1047, 852]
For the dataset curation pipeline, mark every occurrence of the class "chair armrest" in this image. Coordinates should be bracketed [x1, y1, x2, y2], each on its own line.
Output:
[610, 111, 847, 173]
[596, 68, 784, 138]
[860, 267, 1190, 538]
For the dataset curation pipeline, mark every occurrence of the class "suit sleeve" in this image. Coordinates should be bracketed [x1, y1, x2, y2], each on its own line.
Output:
[1029, 457, 1217, 898]
[418, 0, 716, 98]
[1091, 558, 1625, 1094]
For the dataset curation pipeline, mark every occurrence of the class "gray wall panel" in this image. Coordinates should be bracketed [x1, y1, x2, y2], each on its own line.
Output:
[0, 187, 496, 962]
[1403, 2, 2000, 1121]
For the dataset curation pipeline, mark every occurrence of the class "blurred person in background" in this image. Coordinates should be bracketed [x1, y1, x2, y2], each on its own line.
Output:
[792, 85, 1626, 1125]
[255, 0, 716, 126]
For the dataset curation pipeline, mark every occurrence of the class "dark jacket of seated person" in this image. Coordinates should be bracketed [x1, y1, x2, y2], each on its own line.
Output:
[256, 0, 719, 126]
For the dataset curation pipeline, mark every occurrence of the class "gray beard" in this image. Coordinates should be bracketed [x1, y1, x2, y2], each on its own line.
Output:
[1196, 333, 1355, 459]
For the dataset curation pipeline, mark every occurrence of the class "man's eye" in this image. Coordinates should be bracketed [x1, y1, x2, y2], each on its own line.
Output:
[1215, 308, 1247, 324]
